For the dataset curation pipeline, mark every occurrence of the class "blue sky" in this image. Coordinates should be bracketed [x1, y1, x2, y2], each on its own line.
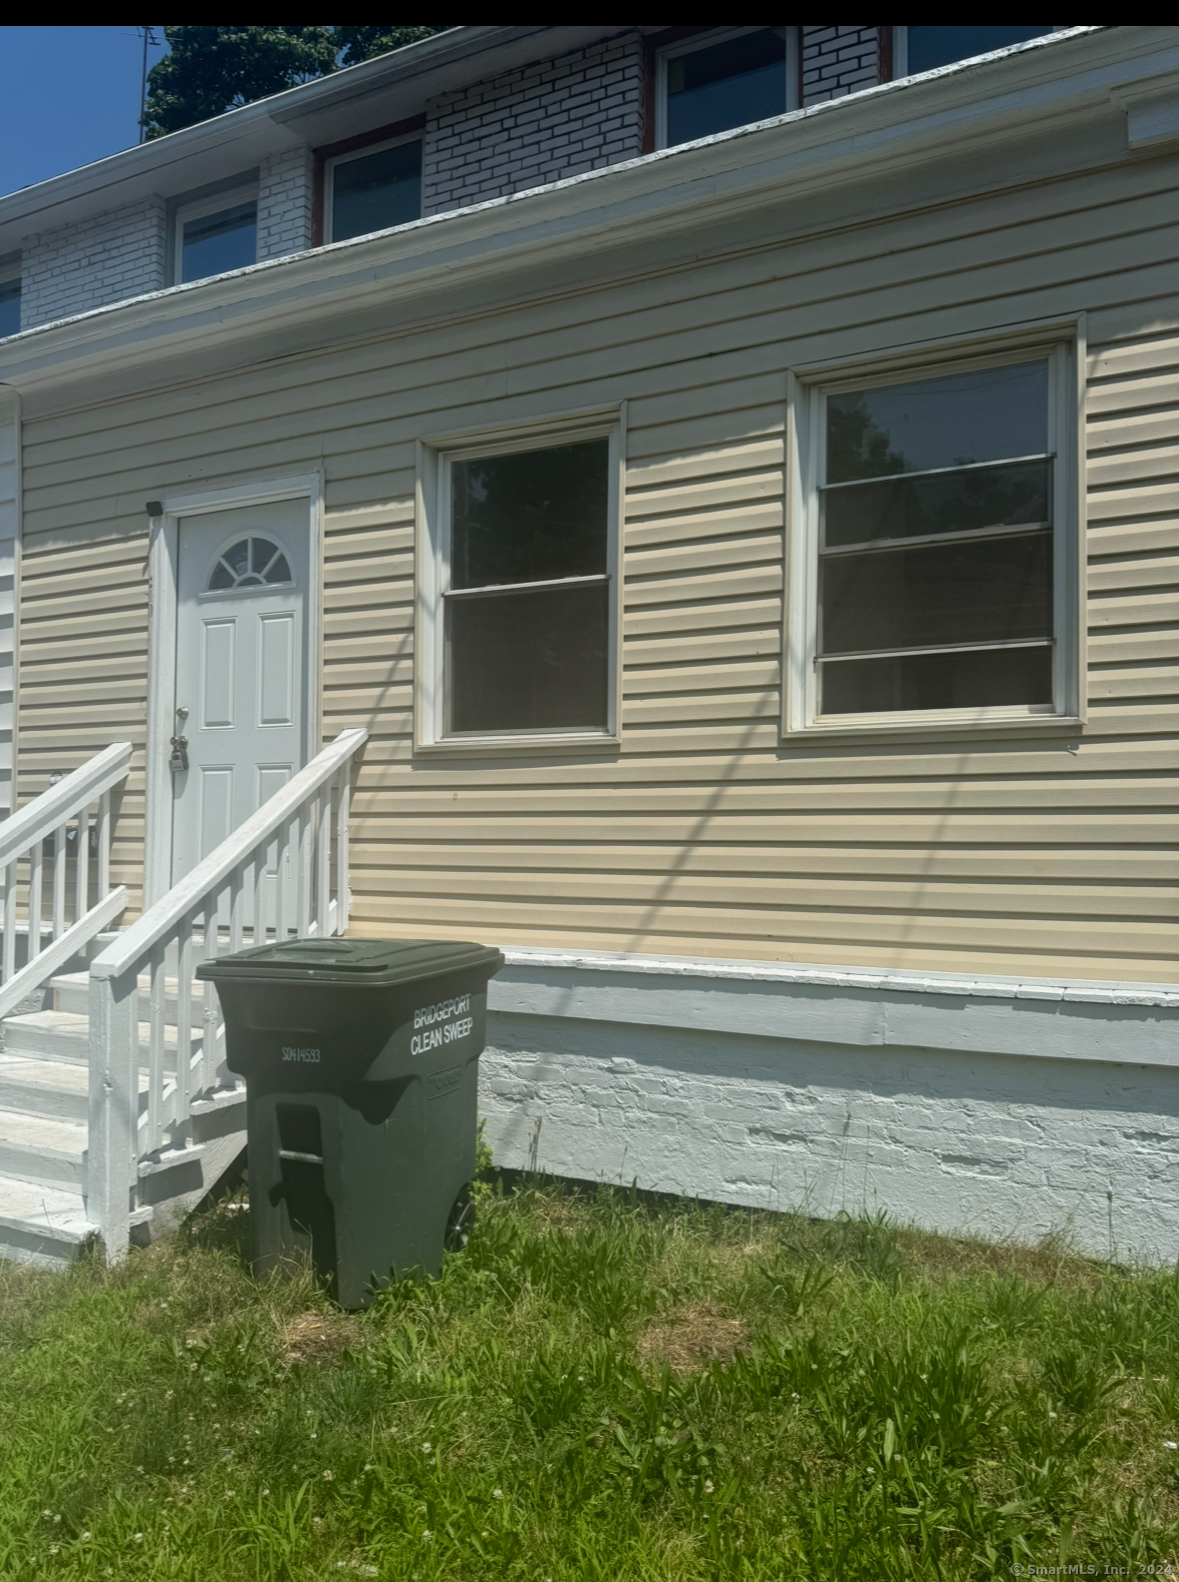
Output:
[0, 27, 169, 199]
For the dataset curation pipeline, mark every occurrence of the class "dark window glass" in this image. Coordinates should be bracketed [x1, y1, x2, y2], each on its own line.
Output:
[331, 140, 422, 242]
[448, 583, 609, 733]
[823, 458, 1049, 548]
[446, 438, 611, 734]
[208, 537, 292, 591]
[181, 201, 257, 283]
[821, 645, 1052, 714]
[827, 361, 1048, 483]
[906, 27, 1056, 76]
[451, 440, 608, 588]
[0, 278, 20, 338]
[818, 358, 1055, 716]
[820, 534, 1052, 655]
[665, 29, 787, 146]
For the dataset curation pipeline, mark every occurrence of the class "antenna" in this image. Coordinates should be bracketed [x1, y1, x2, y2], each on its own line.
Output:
[139, 27, 159, 143]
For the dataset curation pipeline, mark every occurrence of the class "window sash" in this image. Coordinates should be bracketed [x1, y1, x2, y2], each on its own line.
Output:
[789, 343, 1076, 732]
[422, 424, 621, 746]
[655, 27, 798, 151]
[173, 188, 258, 285]
[325, 132, 423, 244]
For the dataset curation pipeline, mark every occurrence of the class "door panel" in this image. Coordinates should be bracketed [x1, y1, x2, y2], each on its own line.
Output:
[201, 619, 236, 729]
[198, 766, 235, 858]
[258, 612, 295, 727]
[172, 498, 310, 903]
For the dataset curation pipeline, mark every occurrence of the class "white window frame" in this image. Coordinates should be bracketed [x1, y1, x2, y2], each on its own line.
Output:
[324, 130, 424, 244]
[892, 26, 1064, 80]
[784, 335, 1083, 740]
[655, 26, 799, 151]
[0, 258, 20, 338]
[416, 411, 624, 753]
[172, 185, 258, 286]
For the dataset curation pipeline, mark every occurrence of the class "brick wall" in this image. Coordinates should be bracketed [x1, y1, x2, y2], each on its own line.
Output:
[21, 197, 167, 329]
[801, 25, 881, 105]
[423, 31, 645, 216]
[258, 146, 314, 261]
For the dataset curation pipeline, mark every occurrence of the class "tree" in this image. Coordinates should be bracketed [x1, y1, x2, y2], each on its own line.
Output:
[334, 27, 451, 68]
[142, 25, 452, 139]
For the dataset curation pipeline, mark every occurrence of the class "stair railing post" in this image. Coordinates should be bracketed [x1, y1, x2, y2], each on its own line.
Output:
[88, 961, 138, 1263]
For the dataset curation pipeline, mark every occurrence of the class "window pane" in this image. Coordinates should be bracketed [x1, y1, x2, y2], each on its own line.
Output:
[827, 361, 1048, 483]
[907, 27, 1056, 76]
[821, 644, 1052, 714]
[666, 29, 787, 146]
[820, 533, 1052, 654]
[451, 439, 608, 589]
[0, 279, 19, 337]
[823, 458, 1049, 548]
[448, 583, 608, 733]
[181, 201, 257, 283]
[331, 140, 422, 242]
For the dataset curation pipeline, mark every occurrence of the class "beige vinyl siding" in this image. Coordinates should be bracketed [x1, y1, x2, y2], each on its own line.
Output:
[15, 137, 1179, 981]
[16, 524, 149, 910]
[0, 390, 17, 815]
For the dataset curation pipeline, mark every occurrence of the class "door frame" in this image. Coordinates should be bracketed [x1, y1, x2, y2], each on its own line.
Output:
[144, 473, 323, 908]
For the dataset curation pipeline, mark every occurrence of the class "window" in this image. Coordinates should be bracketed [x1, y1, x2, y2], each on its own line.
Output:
[894, 27, 1059, 78]
[790, 346, 1078, 732]
[420, 424, 620, 745]
[657, 28, 797, 149]
[326, 134, 422, 243]
[207, 536, 292, 593]
[0, 268, 19, 338]
[175, 191, 257, 284]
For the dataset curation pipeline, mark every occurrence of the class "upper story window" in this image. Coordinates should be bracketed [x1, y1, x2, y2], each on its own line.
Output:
[894, 27, 1060, 77]
[175, 190, 258, 285]
[656, 28, 797, 150]
[326, 133, 422, 243]
[0, 267, 19, 338]
[788, 344, 1079, 734]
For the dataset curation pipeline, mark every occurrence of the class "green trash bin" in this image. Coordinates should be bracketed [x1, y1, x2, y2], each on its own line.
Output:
[196, 937, 503, 1309]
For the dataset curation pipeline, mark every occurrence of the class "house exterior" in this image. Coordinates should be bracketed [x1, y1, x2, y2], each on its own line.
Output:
[0, 24, 1176, 1267]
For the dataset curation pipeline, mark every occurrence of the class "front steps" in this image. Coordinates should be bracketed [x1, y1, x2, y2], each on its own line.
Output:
[0, 966, 246, 1267]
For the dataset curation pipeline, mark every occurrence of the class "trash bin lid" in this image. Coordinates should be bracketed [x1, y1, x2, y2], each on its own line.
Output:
[196, 937, 503, 987]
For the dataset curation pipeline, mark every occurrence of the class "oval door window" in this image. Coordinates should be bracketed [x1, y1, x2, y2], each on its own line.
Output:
[207, 535, 293, 592]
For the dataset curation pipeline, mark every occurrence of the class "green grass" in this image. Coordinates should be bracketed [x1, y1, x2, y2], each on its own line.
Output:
[3, 1173, 1179, 1580]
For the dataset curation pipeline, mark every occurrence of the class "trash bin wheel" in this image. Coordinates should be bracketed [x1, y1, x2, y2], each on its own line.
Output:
[444, 1184, 476, 1252]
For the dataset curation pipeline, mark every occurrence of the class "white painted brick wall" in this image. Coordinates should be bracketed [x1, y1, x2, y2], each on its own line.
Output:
[423, 31, 645, 215]
[21, 197, 167, 328]
[258, 145, 314, 261]
[801, 25, 881, 106]
[480, 955, 1179, 1260]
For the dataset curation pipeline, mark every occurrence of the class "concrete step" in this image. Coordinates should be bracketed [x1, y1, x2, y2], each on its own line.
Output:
[0, 1053, 154, 1123]
[0, 1106, 86, 1190]
[0, 1054, 89, 1122]
[3, 1009, 198, 1068]
[2, 1009, 91, 1063]
[0, 1174, 95, 1267]
[49, 971, 209, 1022]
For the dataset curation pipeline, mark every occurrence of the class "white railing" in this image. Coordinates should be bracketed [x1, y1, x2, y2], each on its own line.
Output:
[0, 743, 131, 1020]
[88, 727, 366, 1259]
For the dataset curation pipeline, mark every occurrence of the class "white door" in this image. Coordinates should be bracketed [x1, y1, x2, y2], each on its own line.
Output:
[172, 498, 310, 891]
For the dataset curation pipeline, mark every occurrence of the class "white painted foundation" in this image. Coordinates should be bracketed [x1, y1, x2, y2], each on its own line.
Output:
[479, 950, 1179, 1261]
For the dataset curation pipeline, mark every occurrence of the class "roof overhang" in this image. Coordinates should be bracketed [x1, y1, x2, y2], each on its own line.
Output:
[3, 27, 1176, 408]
